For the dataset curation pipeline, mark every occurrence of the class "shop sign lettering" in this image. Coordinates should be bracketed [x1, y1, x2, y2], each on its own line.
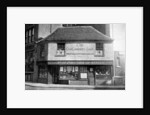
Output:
[48, 61, 113, 65]
[65, 43, 95, 55]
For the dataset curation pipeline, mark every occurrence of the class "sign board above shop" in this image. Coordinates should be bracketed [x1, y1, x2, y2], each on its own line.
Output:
[65, 43, 95, 55]
[48, 60, 113, 65]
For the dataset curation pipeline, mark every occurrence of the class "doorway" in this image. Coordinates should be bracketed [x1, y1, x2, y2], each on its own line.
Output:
[48, 65, 59, 84]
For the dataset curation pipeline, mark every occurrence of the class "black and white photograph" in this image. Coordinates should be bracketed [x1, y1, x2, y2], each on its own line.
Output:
[7, 7, 143, 108]
[25, 24, 125, 90]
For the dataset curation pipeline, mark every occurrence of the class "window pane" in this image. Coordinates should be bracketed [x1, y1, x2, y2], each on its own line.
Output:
[29, 30, 31, 36]
[64, 66, 66, 72]
[58, 43, 65, 50]
[75, 66, 78, 71]
[32, 36, 34, 42]
[60, 66, 63, 72]
[29, 37, 31, 43]
[26, 31, 28, 37]
[80, 66, 87, 73]
[32, 28, 34, 35]
[72, 66, 75, 72]
[96, 43, 103, 50]
[67, 66, 72, 73]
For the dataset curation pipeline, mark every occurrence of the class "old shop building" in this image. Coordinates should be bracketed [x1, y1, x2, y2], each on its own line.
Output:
[36, 26, 114, 85]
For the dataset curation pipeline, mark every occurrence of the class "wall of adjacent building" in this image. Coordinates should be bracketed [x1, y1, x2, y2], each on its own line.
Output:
[38, 24, 62, 38]
[47, 42, 114, 61]
[114, 51, 125, 76]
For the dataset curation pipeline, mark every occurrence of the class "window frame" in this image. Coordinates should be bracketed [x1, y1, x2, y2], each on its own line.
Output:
[57, 43, 65, 50]
[96, 43, 103, 50]
[25, 31, 28, 44]
[95, 43, 104, 57]
[31, 28, 34, 42]
[56, 43, 66, 56]
[25, 27, 35, 44]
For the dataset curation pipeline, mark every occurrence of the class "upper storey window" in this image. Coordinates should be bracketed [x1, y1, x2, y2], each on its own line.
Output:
[25, 31, 28, 44]
[25, 27, 35, 44]
[56, 43, 65, 56]
[95, 43, 104, 56]
[31, 28, 34, 42]
[28, 29, 31, 43]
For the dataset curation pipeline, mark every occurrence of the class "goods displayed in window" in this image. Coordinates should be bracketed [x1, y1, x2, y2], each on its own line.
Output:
[95, 66, 111, 79]
[59, 66, 79, 80]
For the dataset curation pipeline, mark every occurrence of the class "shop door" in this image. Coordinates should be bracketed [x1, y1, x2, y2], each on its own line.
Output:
[49, 66, 59, 84]
[52, 66, 59, 84]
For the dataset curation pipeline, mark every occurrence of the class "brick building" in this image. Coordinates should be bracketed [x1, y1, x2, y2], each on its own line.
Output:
[25, 24, 62, 82]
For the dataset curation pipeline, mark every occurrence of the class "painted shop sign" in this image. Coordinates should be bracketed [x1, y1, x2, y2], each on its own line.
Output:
[48, 61, 113, 65]
[65, 43, 95, 55]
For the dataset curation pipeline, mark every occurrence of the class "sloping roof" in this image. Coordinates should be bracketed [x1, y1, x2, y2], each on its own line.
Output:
[43, 26, 114, 42]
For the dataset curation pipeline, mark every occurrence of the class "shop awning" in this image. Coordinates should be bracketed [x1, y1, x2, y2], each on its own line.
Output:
[43, 26, 113, 42]
[47, 60, 113, 65]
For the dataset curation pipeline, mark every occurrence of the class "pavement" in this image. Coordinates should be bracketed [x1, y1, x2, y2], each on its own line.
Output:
[25, 82, 125, 90]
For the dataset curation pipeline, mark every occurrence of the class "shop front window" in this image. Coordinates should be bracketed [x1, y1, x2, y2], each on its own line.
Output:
[80, 66, 88, 79]
[95, 66, 111, 79]
[75, 66, 78, 72]
[59, 66, 79, 80]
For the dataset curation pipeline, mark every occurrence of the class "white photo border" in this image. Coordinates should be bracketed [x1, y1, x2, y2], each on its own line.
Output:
[7, 7, 143, 108]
